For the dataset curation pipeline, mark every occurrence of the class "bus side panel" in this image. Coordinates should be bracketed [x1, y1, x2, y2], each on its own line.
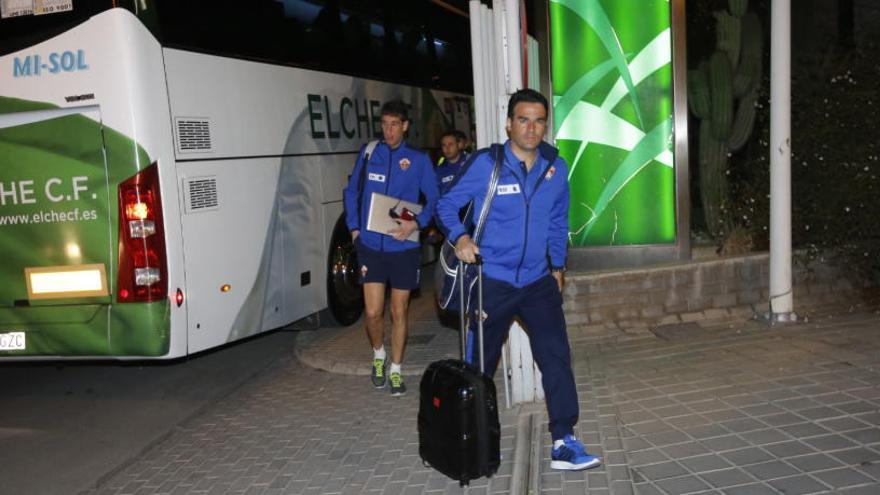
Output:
[108, 10, 187, 358]
[277, 155, 327, 326]
[177, 158, 281, 353]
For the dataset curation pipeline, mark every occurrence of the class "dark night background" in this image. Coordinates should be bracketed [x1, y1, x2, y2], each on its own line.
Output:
[686, 0, 880, 283]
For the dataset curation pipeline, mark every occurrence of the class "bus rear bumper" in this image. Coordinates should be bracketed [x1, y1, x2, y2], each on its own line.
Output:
[0, 301, 171, 359]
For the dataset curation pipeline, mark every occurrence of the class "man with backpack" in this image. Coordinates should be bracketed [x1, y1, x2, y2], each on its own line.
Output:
[343, 100, 438, 397]
[435, 89, 601, 471]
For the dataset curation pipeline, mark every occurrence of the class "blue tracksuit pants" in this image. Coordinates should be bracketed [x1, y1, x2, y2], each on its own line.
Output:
[467, 274, 579, 440]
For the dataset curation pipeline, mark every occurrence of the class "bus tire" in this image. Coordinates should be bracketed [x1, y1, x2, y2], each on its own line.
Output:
[326, 214, 363, 326]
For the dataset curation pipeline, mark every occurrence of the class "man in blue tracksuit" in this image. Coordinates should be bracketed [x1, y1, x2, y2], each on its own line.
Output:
[436, 89, 600, 471]
[435, 130, 468, 192]
[343, 100, 438, 397]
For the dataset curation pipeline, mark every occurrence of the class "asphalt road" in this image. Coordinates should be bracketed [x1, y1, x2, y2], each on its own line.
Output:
[0, 328, 304, 495]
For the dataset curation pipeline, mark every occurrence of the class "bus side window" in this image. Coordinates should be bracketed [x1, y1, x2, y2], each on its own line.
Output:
[145, 0, 471, 94]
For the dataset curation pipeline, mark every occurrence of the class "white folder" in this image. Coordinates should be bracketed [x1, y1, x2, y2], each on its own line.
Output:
[366, 192, 422, 242]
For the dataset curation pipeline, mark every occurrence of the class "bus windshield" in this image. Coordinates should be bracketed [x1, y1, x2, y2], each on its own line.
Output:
[0, 0, 118, 57]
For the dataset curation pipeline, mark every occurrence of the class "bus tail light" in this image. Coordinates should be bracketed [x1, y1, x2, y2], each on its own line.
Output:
[117, 163, 167, 303]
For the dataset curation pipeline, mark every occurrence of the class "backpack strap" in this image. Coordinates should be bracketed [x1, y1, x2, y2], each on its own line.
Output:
[356, 140, 380, 230]
[471, 144, 503, 244]
[357, 140, 380, 193]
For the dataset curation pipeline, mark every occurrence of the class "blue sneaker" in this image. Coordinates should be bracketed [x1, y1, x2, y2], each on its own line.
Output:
[550, 435, 601, 471]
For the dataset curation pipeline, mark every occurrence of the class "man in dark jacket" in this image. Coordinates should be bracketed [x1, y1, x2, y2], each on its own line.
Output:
[343, 100, 438, 397]
[436, 89, 600, 471]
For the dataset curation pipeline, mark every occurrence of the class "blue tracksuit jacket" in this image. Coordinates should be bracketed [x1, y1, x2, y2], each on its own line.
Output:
[343, 140, 438, 252]
[436, 141, 569, 288]
[435, 153, 467, 192]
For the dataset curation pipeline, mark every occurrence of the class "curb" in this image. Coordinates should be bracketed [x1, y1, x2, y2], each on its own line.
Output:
[510, 404, 545, 495]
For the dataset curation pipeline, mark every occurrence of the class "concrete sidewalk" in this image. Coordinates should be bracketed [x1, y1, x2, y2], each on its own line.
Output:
[89, 289, 880, 494]
[294, 291, 880, 494]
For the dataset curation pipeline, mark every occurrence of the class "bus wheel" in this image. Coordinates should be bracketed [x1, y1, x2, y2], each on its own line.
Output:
[327, 215, 363, 326]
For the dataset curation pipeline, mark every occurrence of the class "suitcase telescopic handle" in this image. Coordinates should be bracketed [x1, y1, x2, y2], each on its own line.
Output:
[457, 256, 485, 374]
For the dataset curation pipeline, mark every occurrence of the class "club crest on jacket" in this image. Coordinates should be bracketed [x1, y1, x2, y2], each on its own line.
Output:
[399, 158, 411, 171]
[545, 165, 556, 181]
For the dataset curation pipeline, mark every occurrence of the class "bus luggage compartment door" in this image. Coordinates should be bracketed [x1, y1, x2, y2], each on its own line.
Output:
[0, 104, 113, 354]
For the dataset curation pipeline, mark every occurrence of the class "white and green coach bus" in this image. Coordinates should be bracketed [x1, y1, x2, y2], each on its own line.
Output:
[0, 0, 473, 358]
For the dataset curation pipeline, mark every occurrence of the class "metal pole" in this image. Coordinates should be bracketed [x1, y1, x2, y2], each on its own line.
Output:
[458, 261, 467, 359]
[477, 261, 485, 373]
[469, 1, 488, 148]
[770, 0, 794, 317]
[504, 0, 524, 93]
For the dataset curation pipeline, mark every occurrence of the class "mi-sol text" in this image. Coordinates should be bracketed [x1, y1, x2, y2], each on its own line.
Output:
[13, 49, 89, 78]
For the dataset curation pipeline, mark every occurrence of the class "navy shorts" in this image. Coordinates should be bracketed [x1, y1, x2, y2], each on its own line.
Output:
[355, 240, 421, 290]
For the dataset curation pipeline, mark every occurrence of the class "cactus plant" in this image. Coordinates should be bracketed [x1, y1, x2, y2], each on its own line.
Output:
[688, 0, 763, 241]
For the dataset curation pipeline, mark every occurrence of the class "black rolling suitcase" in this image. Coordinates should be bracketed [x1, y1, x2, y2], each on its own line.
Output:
[418, 257, 500, 486]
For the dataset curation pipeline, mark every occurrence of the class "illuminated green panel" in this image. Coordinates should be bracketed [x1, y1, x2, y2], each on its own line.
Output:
[550, 0, 676, 246]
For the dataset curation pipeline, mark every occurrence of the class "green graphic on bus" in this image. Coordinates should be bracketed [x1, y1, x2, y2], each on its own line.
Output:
[550, 0, 676, 246]
[0, 96, 169, 357]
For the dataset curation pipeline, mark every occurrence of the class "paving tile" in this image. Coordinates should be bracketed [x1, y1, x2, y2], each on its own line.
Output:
[802, 434, 859, 451]
[643, 430, 692, 447]
[638, 397, 679, 409]
[837, 485, 880, 495]
[627, 449, 669, 466]
[659, 442, 712, 460]
[704, 410, 748, 422]
[739, 428, 791, 446]
[854, 411, 880, 426]
[819, 416, 871, 433]
[760, 412, 808, 427]
[686, 400, 729, 413]
[633, 461, 689, 482]
[608, 480, 636, 495]
[721, 447, 777, 468]
[722, 483, 778, 495]
[683, 424, 731, 440]
[761, 440, 816, 459]
[813, 393, 859, 406]
[797, 406, 847, 421]
[587, 472, 609, 488]
[739, 404, 785, 417]
[626, 420, 673, 435]
[829, 447, 880, 466]
[633, 483, 664, 495]
[781, 423, 832, 439]
[774, 397, 823, 411]
[740, 460, 800, 480]
[718, 418, 768, 434]
[787, 453, 846, 473]
[654, 475, 711, 494]
[699, 468, 756, 488]
[700, 436, 751, 452]
[679, 454, 733, 474]
[845, 428, 880, 445]
[835, 401, 878, 415]
[812, 467, 875, 488]
[766, 474, 831, 495]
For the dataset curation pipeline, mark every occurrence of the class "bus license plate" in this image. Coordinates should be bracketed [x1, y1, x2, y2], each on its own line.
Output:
[0, 332, 26, 351]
